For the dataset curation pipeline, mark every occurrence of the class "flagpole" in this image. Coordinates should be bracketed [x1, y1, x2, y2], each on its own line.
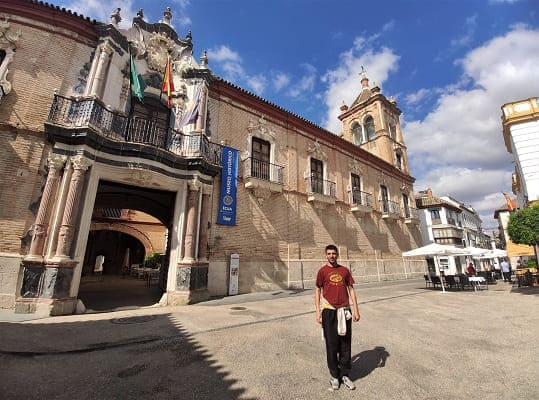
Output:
[159, 53, 169, 106]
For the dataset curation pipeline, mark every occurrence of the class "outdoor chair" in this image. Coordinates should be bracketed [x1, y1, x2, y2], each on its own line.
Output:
[459, 274, 471, 290]
[430, 275, 442, 289]
[424, 274, 432, 288]
[446, 275, 459, 290]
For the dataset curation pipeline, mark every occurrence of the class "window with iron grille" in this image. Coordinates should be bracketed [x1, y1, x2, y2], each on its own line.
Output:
[351, 173, 361, 204]
[251, 137, 270, 180]
[380, 185, 389, 212]
[402, 193, 410, 217]
[311, 158, 324, 194]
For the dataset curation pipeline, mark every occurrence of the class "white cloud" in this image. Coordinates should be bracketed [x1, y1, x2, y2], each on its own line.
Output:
[450, 14, 478, 48]
[61, 0, 136, 27]
[287, 64, 317, 99]
[273, 72, 291, 92]
[208, 45, 267, 95]
[405, 88, 432, 105]
[60, 0, 192, 28]
[321, 39, 400, 133]
[246, 74, 268, 94]
[405, 27, 539, 230]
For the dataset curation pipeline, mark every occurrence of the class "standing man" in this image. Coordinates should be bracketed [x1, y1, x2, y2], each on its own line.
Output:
[315, 244, 360, 391]
[501, 258, 511, 282]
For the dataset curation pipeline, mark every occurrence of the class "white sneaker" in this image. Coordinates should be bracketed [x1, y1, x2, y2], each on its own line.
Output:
[330, 377, 340, 390]
[342, 376, 355, 390]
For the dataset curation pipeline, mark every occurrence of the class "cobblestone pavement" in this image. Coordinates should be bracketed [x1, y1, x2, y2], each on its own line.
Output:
[1, 280, 538, 400]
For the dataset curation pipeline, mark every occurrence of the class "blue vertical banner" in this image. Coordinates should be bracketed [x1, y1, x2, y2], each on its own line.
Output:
[217, 146, 239, 225]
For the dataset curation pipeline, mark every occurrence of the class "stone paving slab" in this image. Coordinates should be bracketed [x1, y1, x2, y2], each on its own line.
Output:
[1, 280, 537, 399]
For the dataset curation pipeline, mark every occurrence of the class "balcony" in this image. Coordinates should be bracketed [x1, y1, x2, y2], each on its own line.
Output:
[432, 227, 463, 240]
[380, 199, 400, 220]
[243, 157, 284, 195]
[404, 207, 420, 224]
[306, 176, 336, 207]
[349, 189, 373, 214]
[45, 94, 222, 172]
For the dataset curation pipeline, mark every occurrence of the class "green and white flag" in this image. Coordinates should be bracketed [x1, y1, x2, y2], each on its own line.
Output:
[130, 54, 145, 103]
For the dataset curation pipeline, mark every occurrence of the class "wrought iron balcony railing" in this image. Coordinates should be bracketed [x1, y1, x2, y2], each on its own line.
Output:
[306, 176, 336, 198]
[47, 94, 221, 166]
[349, 189, 373, 208]
[403, 206, 420, 220]
[380, 199, 400, 215]
[243, 157, 284, 185]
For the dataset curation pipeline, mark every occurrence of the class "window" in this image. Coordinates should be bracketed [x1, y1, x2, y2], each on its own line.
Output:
[402, 193, 410, 218]
[380, 185, 389, 213]
[130, 99, 169, 145]
[396, 153, 402, 170]
[351, 173, 361, 204]
[430, 208, 441, 224]
[351, 121, 362, 144]
[251, 137, 270, 180]
[389, 124, 397, 140]
[310, 158, 324, 194]
[364, 115, 375, 140]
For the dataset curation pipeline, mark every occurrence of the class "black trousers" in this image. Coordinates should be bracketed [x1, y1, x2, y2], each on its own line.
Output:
[322, 308, 352, 378]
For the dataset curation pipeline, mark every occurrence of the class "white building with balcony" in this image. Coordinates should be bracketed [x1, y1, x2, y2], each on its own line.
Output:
[501, 97, 539, 208]
[415, 189, 490, 276]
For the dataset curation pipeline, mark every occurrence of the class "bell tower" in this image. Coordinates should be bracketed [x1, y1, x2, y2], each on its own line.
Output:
[338, 69, 409, 174]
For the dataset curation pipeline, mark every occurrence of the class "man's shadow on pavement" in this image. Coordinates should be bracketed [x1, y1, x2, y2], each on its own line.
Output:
[350, 346, 390, 380]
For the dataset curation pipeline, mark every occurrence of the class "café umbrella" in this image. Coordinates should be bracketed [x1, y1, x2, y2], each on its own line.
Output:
[402, 243, 477, 292]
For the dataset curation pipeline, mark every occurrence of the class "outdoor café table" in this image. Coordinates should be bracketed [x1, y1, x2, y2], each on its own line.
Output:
[468, 276, 486, 291]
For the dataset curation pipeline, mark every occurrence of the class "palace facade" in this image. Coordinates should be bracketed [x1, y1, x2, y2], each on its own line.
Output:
[0, 1, 424, 315]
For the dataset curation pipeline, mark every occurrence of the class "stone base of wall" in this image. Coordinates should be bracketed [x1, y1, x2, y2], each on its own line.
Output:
[165, 289, 210, 305]
[0, 253, 23, 309]
[208, 261, 228, 296]
[14, 297, 77, 316]
[208, 257, 427, 296]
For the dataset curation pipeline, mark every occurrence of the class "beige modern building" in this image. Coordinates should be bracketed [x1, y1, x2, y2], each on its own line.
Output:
[0, 2, 424, 316]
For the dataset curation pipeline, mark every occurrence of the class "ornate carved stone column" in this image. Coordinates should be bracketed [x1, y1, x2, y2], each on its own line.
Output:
[27, 155, 66, 260]
[197, 186, 212, 261]
[54, 156, 92, 260]
[89, 42, 113, 98]
[183, 179, 201, 262]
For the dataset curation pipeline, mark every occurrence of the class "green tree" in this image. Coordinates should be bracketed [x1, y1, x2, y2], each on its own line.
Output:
[507, 205, 539, 247]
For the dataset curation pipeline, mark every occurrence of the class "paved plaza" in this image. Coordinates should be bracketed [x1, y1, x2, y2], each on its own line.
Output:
[1, 280, 538, 399]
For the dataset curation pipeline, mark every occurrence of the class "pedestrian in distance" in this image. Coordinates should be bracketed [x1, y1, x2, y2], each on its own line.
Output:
[315, 244, 360, 391]
[501, 259, 512, 282]
[466, 262, 476, 276]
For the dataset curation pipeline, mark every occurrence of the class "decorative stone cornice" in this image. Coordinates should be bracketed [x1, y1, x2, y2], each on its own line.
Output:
[306, 139, 327, 161]
[0, 18, 21, 48]
[247, 116, 276, 139]
[349, 158, 363, 175]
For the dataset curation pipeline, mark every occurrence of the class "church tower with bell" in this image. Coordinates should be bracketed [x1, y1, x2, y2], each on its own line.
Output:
[338, 69, 409, 175]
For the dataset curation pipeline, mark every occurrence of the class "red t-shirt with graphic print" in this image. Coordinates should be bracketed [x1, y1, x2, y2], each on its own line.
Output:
[316, 264, 355, 309]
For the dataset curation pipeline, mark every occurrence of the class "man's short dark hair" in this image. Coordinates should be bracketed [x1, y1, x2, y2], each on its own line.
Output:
[325, 244, 338, 253]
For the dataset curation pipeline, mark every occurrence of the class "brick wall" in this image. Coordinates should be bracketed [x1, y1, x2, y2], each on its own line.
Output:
[206, 94, 425, 294]
[0, 16, 94, 308]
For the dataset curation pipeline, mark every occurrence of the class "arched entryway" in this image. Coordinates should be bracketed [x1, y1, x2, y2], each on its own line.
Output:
[78, 180, 175, 312]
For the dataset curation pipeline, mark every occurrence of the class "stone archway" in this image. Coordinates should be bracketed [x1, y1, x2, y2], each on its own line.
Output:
[90, 222, 154, 256]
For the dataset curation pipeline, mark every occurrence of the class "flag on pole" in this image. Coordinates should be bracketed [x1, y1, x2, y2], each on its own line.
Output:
[162, 55, 175, 108]
[130, 54, 145, 103]
[178, 84, 203, 130]
[502, 192, 516, 211]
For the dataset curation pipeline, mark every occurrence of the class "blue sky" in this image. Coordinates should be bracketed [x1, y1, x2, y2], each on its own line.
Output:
[61, 0, 539, 232]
